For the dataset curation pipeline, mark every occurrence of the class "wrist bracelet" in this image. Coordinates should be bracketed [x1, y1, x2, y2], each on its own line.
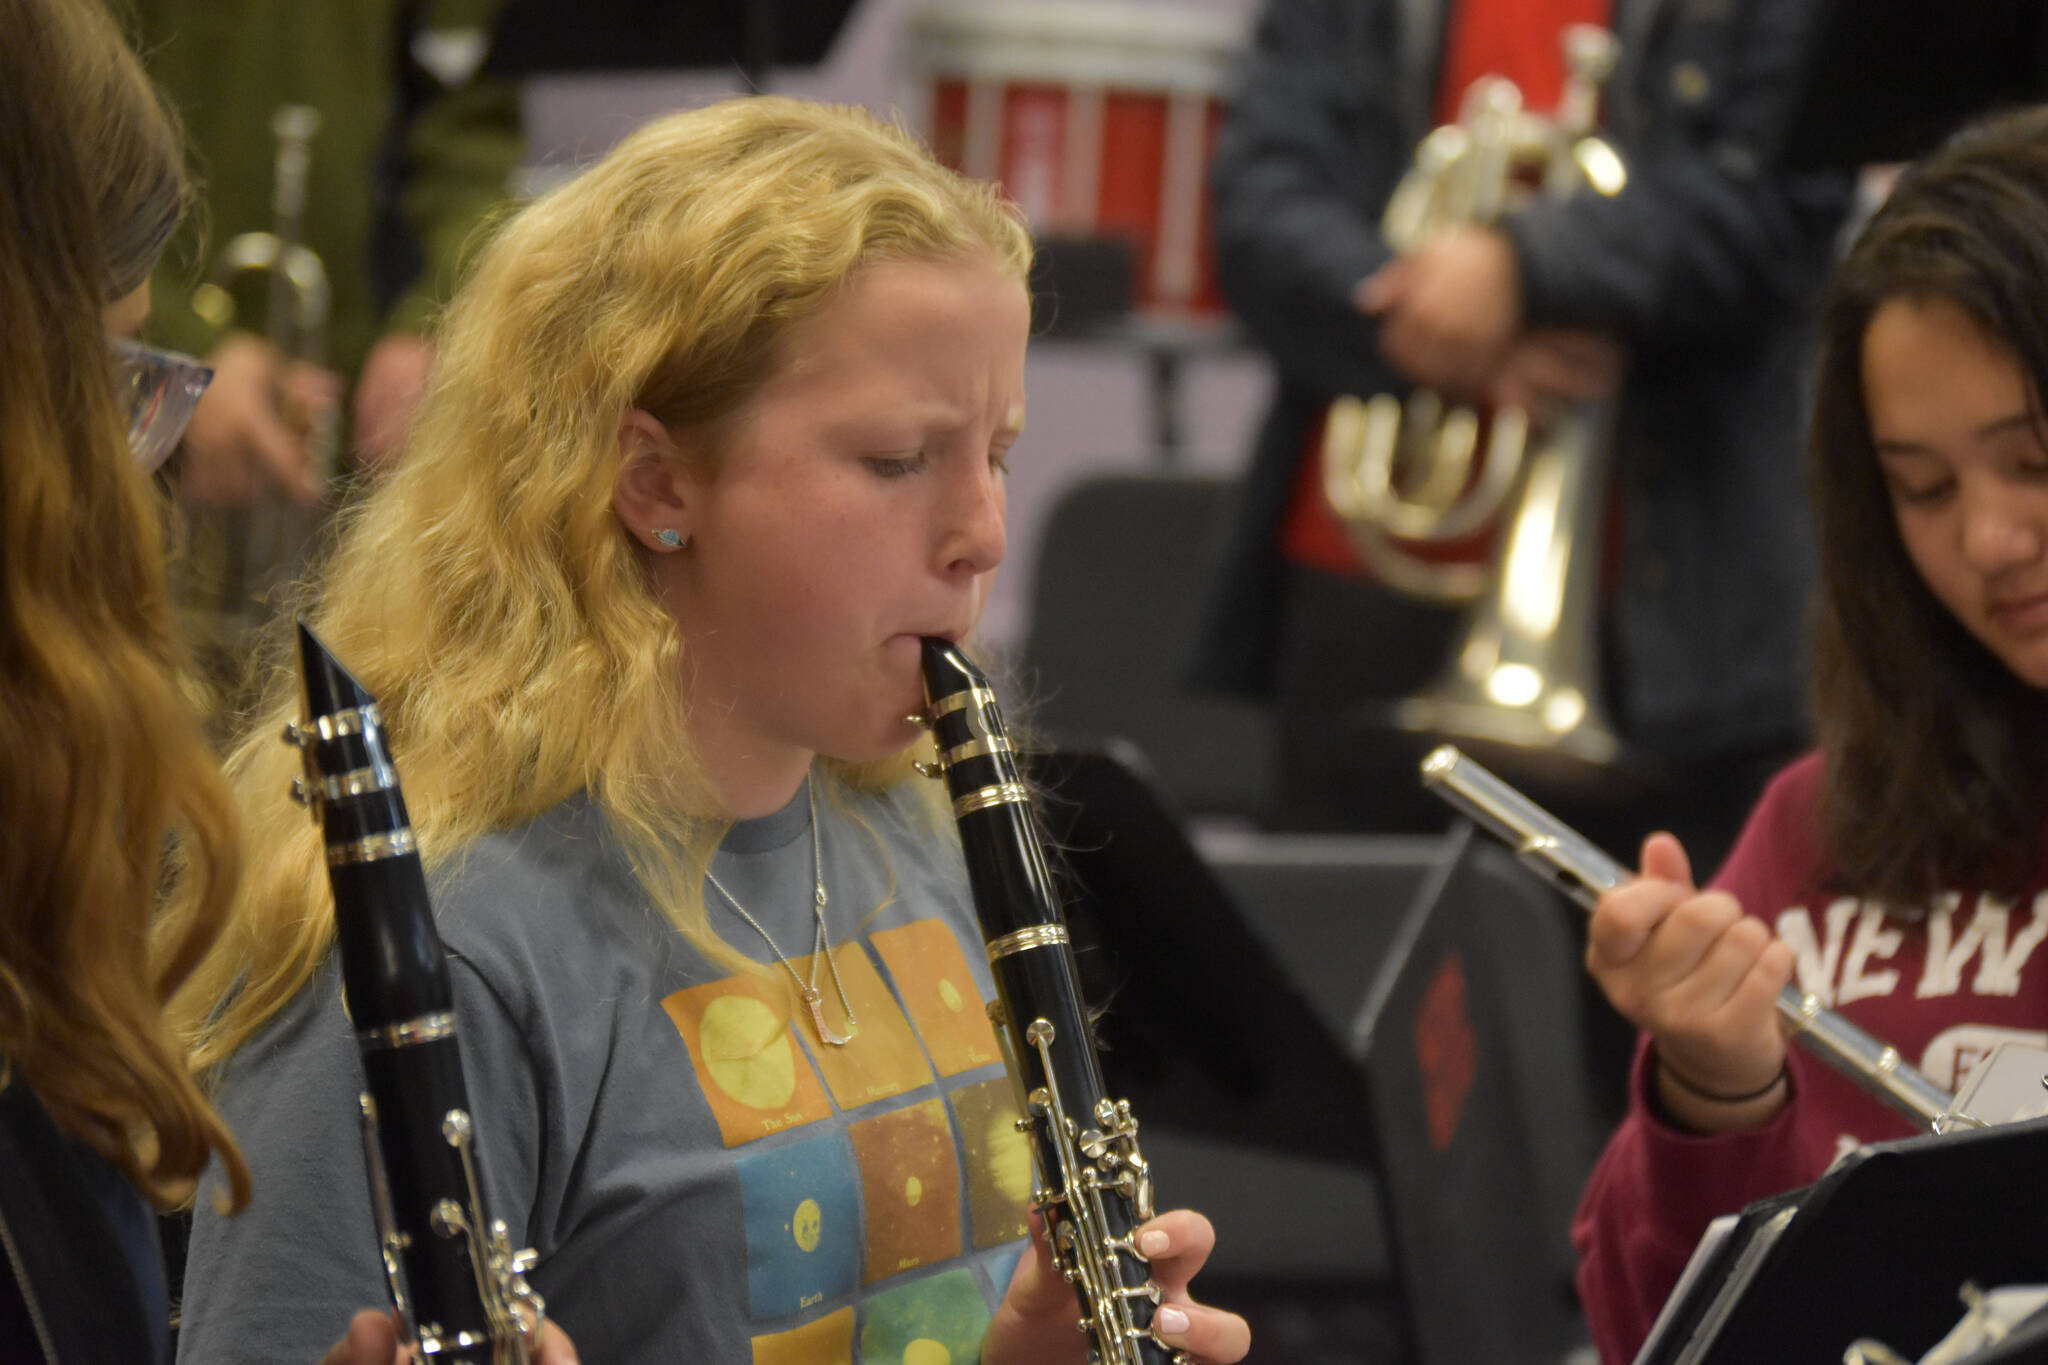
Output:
[1658, 1058, 1787, 1106]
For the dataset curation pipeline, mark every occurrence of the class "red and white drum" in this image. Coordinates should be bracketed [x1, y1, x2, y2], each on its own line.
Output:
[905, 1, 1244, 318]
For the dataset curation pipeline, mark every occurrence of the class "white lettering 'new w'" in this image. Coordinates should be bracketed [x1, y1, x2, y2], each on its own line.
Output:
[1837, 908, 1903, 1005]
[1776, 892, 2048, 1005]
[1919, 893, 2048, 998]
[1776, 898, 1860, 1007]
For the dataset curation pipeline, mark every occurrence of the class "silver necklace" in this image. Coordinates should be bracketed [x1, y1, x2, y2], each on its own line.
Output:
[704, 774, 858, 1046]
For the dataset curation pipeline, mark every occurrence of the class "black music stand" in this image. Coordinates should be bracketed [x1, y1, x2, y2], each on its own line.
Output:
[1639, 1116, 2048, 1364]
[1038, 745, 1602, 1364]
[1030, 743, 1373, 1165]
[1344, 819, 1600, 1365]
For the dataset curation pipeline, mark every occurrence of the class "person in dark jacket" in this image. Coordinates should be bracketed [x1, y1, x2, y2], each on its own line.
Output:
[1196, 0, 1854, 876]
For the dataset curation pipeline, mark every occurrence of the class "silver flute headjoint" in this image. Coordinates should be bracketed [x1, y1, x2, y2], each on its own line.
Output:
[1420, 744, 1956, 1131]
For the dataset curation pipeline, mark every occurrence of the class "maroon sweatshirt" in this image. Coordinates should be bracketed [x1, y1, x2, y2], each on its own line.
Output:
[1573, 753, 2048, 1363]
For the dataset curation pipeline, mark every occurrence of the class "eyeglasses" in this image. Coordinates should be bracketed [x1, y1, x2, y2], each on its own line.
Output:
[111, 338, 212, 473]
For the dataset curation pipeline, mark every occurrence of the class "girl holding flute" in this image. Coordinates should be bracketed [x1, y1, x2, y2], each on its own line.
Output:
[1575, 105, 2048, 1364]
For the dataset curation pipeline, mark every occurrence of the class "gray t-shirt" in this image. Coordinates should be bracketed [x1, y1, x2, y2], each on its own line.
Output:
[177, 780, 1032, 1362]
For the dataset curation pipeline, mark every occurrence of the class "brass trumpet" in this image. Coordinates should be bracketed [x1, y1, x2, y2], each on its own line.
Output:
[179, 105, 335, 721]
[1325, 26, 1631, 778]
[192, 105, 334, 400]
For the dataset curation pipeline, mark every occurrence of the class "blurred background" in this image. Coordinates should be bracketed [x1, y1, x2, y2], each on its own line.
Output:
[512, 0, 1269, 656]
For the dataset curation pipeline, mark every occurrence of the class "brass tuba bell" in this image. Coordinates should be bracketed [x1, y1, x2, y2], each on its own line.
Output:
[1322, 25, 1633, 781]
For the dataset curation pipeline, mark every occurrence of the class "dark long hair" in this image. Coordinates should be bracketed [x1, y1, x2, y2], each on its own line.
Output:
[1809, 106, 2048, 906]
[0, 0, 248, 1210]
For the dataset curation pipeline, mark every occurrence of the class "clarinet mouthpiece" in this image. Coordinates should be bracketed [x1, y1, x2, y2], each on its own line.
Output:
[297, 618, 372, 720]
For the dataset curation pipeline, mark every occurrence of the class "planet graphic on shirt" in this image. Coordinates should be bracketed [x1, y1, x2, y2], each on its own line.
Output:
[791, 1196, 822, 1253]
[904, 1341, 952, 1365]
[699, 995, 797, 1109]
[904, 1175, 924, 1207]
[985, 1111, 1032, 1207]
[937, 977, 965, 1012]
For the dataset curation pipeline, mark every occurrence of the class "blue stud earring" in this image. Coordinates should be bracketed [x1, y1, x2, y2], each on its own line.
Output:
[654, 528, 685, 549]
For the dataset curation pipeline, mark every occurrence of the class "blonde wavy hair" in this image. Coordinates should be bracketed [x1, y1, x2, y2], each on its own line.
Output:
[0, 0, 248, 1211]
[167, 96, 1033, 1075]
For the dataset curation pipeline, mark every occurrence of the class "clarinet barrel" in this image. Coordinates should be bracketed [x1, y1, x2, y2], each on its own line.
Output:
[918, 639, 1182, 1365]
[286, 621, 540, 1362]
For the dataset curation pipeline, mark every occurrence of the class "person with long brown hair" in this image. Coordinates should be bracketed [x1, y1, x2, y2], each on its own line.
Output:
[0, 1, 251, 1354]
[0, 2, 570, 1360]
[1571, 105, 2048, 1364]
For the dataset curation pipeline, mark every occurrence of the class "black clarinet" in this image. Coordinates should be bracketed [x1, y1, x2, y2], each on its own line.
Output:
[918, 639, 1183, 1365]
[285, 621, 541, 1362]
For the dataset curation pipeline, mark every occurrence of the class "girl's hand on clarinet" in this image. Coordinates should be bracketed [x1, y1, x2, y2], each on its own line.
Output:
[982, 1209, 1095, 1365]
[983, 1209, 1250, 1364]
[1137, 1210, 1252, 1361]
[318, 1307, 580, 1365]
[1586, 832, 1796, 1134]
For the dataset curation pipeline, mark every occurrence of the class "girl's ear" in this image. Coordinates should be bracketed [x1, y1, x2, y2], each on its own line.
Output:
[615, 410, 697, 552]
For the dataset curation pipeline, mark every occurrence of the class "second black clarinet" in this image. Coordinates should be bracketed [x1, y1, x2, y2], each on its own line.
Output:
[286, 621, 540, 1363]
[918, 638, 1182, 1365]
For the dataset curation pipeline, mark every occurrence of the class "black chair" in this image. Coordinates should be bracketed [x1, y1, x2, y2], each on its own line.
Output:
[1022, 472, 1275, 822]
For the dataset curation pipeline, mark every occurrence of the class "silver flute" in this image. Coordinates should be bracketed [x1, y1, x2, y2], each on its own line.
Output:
[1420, 745, 1954, 1130]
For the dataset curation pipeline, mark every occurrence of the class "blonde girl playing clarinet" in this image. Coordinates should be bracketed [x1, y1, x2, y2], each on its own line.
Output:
[166, 95, 1250, 1365]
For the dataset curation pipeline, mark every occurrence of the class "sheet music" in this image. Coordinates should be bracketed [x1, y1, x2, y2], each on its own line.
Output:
[1923, 1285, 2048, 1363]
[1950, 1043, 2048, 1127]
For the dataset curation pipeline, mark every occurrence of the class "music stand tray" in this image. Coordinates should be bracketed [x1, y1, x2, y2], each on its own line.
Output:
[1637, 1116, 2048, 1364]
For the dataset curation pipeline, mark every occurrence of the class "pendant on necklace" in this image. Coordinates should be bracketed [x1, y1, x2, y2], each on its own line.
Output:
[802, 986, 856, 1046]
